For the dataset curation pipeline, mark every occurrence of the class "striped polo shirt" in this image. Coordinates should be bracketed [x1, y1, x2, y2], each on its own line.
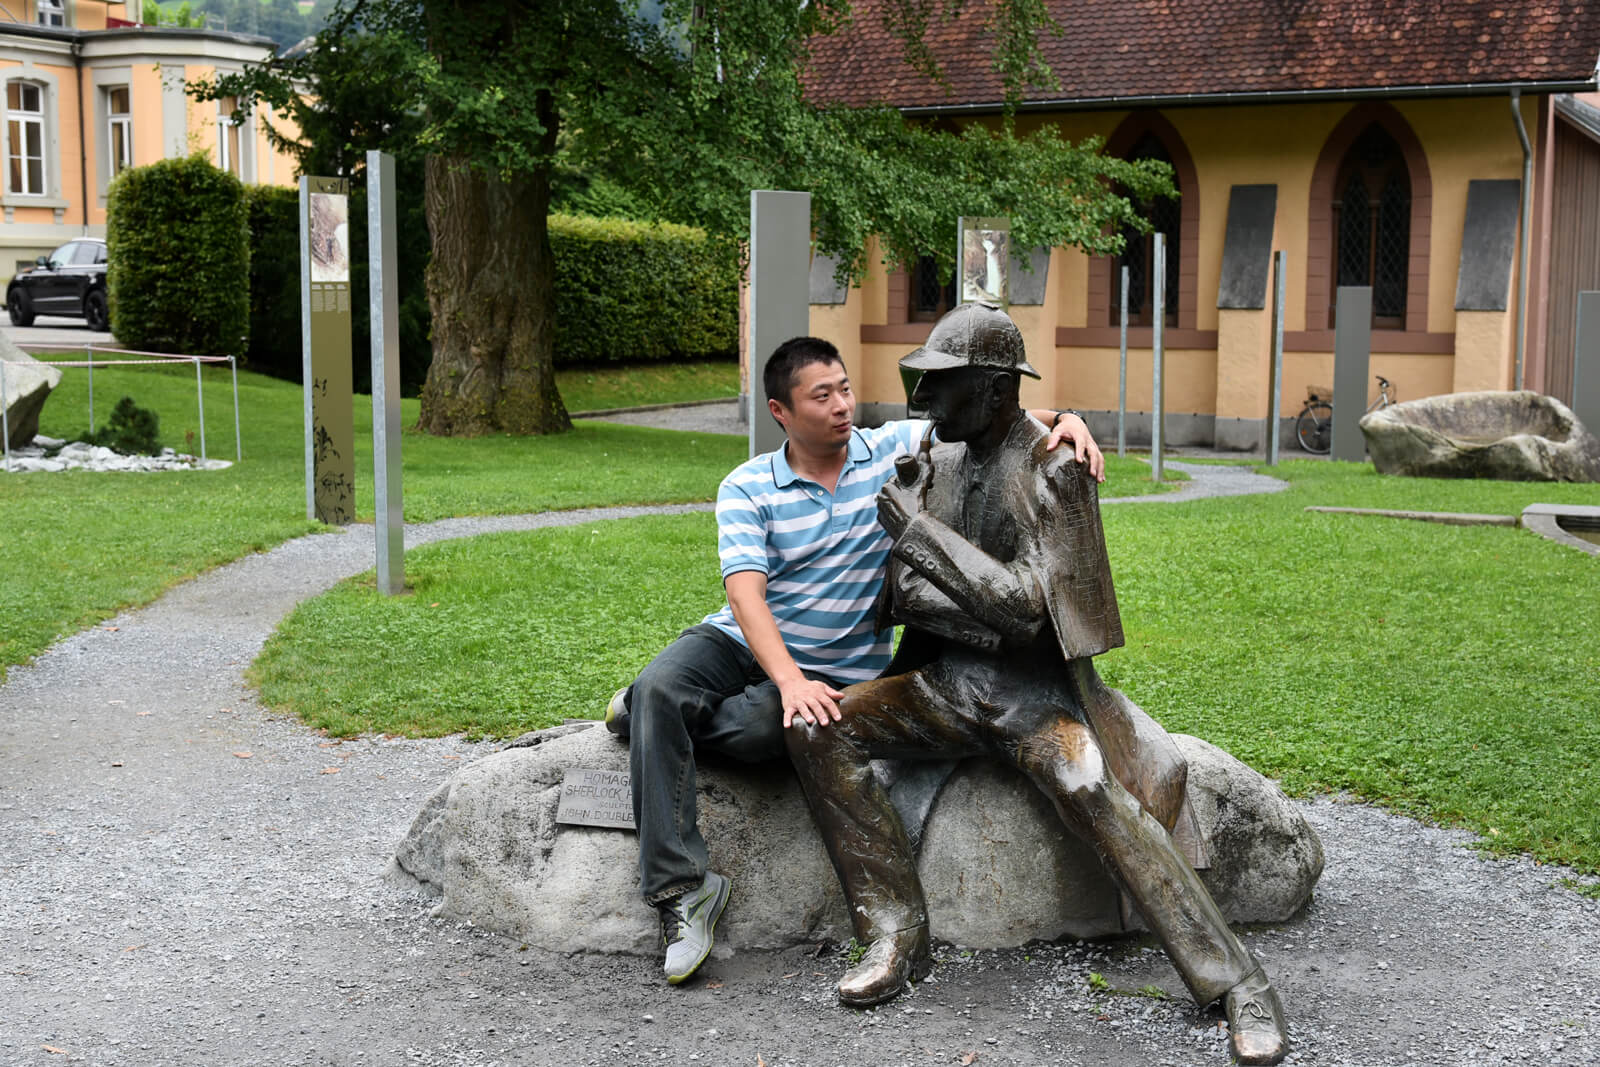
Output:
[701, 419, 931, 684]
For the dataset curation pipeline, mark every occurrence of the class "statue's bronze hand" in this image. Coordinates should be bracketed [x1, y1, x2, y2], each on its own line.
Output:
[877, 474, 923, 538]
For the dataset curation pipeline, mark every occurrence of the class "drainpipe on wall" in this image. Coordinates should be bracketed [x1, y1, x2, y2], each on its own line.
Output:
[1511, 89, 1533, 391]
[74, 37, 88, 232]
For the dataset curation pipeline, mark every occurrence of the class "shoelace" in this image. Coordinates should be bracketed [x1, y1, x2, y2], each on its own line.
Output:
[1239, 998, 1273, 1023]
[658, 902, 686, 945]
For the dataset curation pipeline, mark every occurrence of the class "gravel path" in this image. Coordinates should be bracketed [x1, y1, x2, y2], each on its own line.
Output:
[3, 411, 1596, 1067]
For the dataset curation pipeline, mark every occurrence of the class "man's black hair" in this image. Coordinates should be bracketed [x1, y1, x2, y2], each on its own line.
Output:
[764, 336, 843, 408]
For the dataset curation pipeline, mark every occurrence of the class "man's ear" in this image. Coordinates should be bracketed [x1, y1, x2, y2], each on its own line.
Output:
[768, 397, 789, 430]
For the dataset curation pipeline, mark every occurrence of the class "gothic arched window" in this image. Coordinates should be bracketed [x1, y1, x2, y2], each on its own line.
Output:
[1111, 133, 1181, 327]
[1332, 124, 1411, 328]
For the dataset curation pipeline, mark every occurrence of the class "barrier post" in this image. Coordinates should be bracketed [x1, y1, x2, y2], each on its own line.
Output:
[87, 342, 95, 433]
[1, 358, 11, 473]
[1117, 265, 1129, 457]
[1150, 233, 1166, 483]
[230, 356, 241, 462]
[193, 357, 207, 462]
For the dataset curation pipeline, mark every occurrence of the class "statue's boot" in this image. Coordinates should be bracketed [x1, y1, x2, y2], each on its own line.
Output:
[1224, 967, 1289, 1065]
[837, 923, 931, 1007]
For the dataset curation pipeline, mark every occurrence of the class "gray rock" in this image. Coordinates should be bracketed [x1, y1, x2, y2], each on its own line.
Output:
[394, 723, 1322, 954]
[1, 335, 63, 449]
[1360, 390, 1600, 482]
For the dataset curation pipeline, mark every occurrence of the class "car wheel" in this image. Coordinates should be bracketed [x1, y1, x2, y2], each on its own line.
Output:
[85, 290, 109, 332]
[7, 289, 34, 327]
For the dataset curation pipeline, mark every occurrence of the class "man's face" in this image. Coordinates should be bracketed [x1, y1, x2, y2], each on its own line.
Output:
[771, 358, 855, 449]
[911, 367, 992, 442]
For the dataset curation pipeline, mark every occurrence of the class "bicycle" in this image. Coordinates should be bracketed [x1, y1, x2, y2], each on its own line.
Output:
[1295, 376, 1394, 454]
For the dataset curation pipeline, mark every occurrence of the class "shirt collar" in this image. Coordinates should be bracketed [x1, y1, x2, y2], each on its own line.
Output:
[772, 429, 873, 489]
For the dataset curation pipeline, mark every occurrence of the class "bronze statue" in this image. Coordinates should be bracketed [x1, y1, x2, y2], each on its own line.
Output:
[786, 303, 1289, 1065]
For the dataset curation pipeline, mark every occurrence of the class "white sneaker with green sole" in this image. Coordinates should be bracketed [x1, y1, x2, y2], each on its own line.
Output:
[658, 871, 730, 984]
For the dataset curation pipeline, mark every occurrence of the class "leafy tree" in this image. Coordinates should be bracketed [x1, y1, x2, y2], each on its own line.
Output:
[195, 0, 1173, 437]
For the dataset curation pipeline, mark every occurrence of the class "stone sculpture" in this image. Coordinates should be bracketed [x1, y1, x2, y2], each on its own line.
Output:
[1360, 390, 1600, 482]
[1, 334, 62, 450]
[787, 303, 1290, 1064]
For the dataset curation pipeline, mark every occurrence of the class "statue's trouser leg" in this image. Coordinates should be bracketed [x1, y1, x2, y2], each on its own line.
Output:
[1013, 717, 1257, 1007]
[629, 624, 791, 904]
[786, 672, 976, 942]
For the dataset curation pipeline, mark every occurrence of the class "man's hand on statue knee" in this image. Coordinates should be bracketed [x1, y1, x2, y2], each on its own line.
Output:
[780, 678, 845, 728]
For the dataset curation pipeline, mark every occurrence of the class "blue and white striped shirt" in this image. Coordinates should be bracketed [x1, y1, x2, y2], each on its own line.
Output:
[701, 419, 931, 684]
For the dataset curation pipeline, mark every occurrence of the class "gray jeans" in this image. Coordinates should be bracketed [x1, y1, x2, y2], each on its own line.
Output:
[626, 623, 837, 904]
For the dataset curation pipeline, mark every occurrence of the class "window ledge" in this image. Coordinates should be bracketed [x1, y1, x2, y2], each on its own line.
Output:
[1, 194, 70, 210]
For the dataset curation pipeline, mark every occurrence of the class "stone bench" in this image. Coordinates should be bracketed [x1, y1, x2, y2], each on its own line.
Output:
[392, 722, 1323, 955]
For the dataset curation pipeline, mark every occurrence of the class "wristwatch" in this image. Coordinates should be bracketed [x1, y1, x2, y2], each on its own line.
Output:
[1051, 409, 1083, 428]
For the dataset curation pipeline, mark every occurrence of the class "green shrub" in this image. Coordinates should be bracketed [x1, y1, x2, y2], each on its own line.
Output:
[106, 154, 249, 356]
[85, 396, 160, 456]
[245, 184, 301, 382]
[549, 214, 738, 364]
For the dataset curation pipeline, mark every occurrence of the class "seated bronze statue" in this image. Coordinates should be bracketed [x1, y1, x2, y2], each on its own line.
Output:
[786, 303, 1289, 1066]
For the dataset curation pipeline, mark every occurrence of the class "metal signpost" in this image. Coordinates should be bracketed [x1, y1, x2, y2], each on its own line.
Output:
[1332, 286, 1373, 464]
[300, 175, 355, 524]
[1150, 233, 1166, 483]
[747, 190, 811, 458]
[369, 150, 404, 595]
[1575, 291, 1600, 436]
[1267, 251, 1287, 465]
[1118, 265, 1129, 457]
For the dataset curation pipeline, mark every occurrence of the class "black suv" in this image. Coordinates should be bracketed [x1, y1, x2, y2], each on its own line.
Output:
[6, 237, 110, 331]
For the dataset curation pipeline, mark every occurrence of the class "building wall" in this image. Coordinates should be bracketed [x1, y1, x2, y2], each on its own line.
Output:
[812, 94, 1542, 446]
[1, 25, 298, 289]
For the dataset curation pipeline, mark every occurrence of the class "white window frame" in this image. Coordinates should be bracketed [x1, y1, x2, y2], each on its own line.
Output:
[35, 0, 66, 27]
[5, 81, 47, 198]
[106, 86, 132, 180]
[217, 96, 241, 177]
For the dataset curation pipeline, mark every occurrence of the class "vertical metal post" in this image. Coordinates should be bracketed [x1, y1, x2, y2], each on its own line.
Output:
[369, 149, 405, 595]
[230, 355, 242, 462]
[299, 175, 316, 520]
[1, 357, 11, 474]
[1267, 251, 1287, 465]
[1118, 265, 1129, 458]
[86, 342, 95, 434]
[193, 356, 207, 461]
[1150, 233, 1166, 483]
[1332, 286, 1373, 463]
[747, 190, 812, 458]
[1573, 291, 1600, 435]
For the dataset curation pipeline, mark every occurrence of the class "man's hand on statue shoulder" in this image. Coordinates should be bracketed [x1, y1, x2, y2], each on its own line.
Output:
[1042, 411, 1105, 483]
[780, 677, 845, 729]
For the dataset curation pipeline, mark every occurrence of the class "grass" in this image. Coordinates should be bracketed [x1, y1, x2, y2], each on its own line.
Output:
[250, 457, 1600, 879]
[0, 358, 745, 682]
[557, 360, 738, 412]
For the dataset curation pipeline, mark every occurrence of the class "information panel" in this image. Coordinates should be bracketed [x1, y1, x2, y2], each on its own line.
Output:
[300, 176, 354, 524]
[554, 767, 636, 830]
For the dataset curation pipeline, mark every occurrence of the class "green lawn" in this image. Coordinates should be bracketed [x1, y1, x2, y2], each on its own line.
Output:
[0, 360, 744, 681]
[557, 359, 739, 412]
[251, 458, 1600, 878]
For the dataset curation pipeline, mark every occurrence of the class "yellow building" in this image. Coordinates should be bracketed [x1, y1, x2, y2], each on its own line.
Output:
[1, 0, 297, 285]
[804, 1, 1600, 449]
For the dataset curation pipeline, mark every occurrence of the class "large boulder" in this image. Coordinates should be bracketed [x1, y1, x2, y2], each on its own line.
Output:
[392, 722, 1322, 954]
[1, 334, 62, 450]
[1360, 390, 1600, 482]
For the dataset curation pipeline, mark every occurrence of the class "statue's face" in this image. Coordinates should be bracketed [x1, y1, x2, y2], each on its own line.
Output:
[912, 367, 992, 442]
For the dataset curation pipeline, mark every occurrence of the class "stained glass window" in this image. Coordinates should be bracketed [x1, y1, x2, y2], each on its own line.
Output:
[1331, 125, 1410, 328]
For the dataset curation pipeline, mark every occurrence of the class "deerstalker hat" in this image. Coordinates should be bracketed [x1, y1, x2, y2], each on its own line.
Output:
[899, 301, 1040, 379]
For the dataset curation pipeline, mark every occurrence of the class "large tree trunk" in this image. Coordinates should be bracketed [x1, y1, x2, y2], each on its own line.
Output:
[416, 154, 571, 436]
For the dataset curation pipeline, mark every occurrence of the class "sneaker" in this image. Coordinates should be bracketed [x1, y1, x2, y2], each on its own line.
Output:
[658, 871, 730, 984]
[604, 687, 630, 738]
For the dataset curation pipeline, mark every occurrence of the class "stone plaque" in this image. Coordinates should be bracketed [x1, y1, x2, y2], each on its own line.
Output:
[554, 767, 636, 830]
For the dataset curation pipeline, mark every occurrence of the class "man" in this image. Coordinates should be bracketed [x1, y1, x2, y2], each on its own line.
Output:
[610, 335, 1101, 986]
[786, 304, 1289, 1066]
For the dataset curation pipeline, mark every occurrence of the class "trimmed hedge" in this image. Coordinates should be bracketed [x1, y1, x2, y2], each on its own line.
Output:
[549, 214, 737, 364]
[106, 154, 250, 356]
[245, 185, 301, 381]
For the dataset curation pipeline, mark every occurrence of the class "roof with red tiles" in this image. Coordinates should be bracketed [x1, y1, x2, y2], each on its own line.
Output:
[803, 0, 1600, 110]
